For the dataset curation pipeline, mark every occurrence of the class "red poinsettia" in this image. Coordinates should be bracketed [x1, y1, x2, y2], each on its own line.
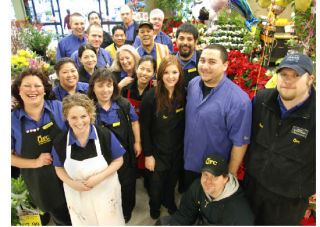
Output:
[226, 50, 271, 100]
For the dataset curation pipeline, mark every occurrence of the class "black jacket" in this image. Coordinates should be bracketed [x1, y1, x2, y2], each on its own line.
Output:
[78, 65, 103, 83]
[121, 21, 139, 45]
[244, 87, 316, 199]
[101, 30, 113, 49]
[169, 179, 254, 225]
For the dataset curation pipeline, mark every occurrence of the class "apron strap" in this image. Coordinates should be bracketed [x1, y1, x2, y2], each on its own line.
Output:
[66, 125, 103, 159]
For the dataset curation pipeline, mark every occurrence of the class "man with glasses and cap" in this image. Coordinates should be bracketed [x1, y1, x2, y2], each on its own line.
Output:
[243, 53, 315, 225]
[157, 154, 254, 225]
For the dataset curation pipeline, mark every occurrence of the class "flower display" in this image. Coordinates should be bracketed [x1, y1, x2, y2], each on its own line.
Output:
[11, 49, 53, 77]
[226, 50, 270, 99]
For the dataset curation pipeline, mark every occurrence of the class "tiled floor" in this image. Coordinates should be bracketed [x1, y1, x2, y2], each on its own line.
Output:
[126, 177, 182, 225]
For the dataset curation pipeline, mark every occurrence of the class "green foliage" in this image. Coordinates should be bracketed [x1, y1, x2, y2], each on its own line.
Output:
[156, 0, 192, 13]
[19, 23, 53, 54]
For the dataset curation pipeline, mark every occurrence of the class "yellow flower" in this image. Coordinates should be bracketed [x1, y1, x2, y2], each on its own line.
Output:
[18, 50, 32, 58]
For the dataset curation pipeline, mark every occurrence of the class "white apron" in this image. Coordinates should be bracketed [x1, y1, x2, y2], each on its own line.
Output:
[63, 126, 124, 226]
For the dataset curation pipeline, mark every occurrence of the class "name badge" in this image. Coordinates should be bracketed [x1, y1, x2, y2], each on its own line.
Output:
[291, 126, 309, 139]
[188, 68, 197, 73]
[113, 122, 120, 127]
[176, 107, 184, 113]
[162, 115, 168, 119]
[42, 122, 53, 130]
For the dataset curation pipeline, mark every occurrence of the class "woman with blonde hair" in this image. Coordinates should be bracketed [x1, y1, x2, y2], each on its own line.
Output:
[139, 55, 185, 219]
[51, 93, 125, 225]
[110, 44, 140, 89]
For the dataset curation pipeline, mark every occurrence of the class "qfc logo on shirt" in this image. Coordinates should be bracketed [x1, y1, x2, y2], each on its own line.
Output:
[37, 135, 51, 145]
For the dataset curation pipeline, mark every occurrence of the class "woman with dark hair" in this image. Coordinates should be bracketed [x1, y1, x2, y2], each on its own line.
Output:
[11, 68, 71, 225]
[87, 68, 142, 223]
[77, 44, 102, 83]
[139, 55, 185, 219]
[121, 55, 156, 174]
[52, 93, 125, 225]
[53, 57, 89, 101]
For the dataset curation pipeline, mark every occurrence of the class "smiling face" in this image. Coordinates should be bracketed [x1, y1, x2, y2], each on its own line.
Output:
[79, 49, 97, 71]
[201, 171, 228, 198]
[57, 62, 79, 90]
[86, 26, 103, 50]
[113, 29, 126, 48]
[19, 75, 45, 107]
[277, 68, 314, 104]
[162, 64, 180, 91]
[67, 105, 91, 136]
[70, 15, 85, 38]
[138, 26, 154, 48]
[93, 79, 114, 104]
[150, 16, 163, 33]
[198, 48, 228, 87]
[137, 60, 154, 85]
[119, 50, 135, 73]
[88, 13, 101, 25]
[176, 32, 197, 60]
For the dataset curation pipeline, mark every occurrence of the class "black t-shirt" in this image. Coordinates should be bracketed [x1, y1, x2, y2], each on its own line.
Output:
[202, 83, 214, 99]
[121, 78, 153, 101]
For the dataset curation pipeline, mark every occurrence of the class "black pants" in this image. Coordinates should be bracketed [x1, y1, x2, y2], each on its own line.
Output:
[148, 167, 179, 212]
[49, 202, 72, 225]
[183, 170, 201, 192]
[121, 181, 136, 219]
[244, 174, 308, 225]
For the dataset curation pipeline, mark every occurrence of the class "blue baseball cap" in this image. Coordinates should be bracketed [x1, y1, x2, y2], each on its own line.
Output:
[276, 53, 313, 76]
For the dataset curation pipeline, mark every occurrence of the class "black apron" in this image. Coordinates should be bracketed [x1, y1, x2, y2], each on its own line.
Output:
[20, 111, 67, 212]
[96, 106, 136, 186]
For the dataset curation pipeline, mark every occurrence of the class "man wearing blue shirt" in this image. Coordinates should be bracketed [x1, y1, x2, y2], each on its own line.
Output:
[175, 23, 202, 88]
[136, 22, 169, 70]
[70, 24, 113, 68]
[56, 13, 87, 61]
[183, 44, 252, 191]
[243, 53, 315, 225]
[133, 9, 173, 54]
[120, 5, 139, 45]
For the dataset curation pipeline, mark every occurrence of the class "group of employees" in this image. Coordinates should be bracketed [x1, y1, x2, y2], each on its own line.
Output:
[11, 4, 315, 226]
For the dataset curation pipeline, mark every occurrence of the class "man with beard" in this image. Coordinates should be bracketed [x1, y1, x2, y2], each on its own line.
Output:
[243, 53, 315, 225]
[133, 9, 173, 54]
[175, 23, 201, 88]
[56, 13, 87, 61]
[70, 24, 113, 68]
[157, 154, 254, 225]
[87, 11, 113, 48]
[120, 4, 139, 45]
[136, 22, 169, 70]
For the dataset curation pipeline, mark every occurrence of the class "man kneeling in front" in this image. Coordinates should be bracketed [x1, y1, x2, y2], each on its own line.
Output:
[157, 154, 254, 225]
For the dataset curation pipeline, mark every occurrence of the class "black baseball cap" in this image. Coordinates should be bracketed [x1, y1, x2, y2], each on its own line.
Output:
[276, 53, 313, 76]
[201, 154, 228, 176]
[139, 21, 154, 30]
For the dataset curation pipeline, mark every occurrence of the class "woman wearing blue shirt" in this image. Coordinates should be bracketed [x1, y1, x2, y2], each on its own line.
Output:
[110, 44, 140, 90]
[77, 44, 102, 83]
[53, 57, 89, 101]
[87, 67, 142, 223]
[52, 93, 125, 225]
[11, 68, 71, 225]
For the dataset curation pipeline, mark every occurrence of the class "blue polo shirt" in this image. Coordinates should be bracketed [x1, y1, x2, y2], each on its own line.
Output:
[11, 100, 67, 156]
[133, 31, 174, 54]
[56, 34, 87, 61]
[184, 75, 252, 173]
[70, 47, 113, 68]
[95, 101, 138, 125]
[53, 82, 89, 101]
[51, 124, 126, 167]
[176, 51, 197, 70]
[137, 44, 157, 63]
[125, 22, 136, 42]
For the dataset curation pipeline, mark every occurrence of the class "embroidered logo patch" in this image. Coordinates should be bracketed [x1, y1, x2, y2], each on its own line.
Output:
[291, 126, 309, 139]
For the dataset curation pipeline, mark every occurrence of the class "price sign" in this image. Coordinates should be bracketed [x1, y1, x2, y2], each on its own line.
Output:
[19, 214, 42, 226]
